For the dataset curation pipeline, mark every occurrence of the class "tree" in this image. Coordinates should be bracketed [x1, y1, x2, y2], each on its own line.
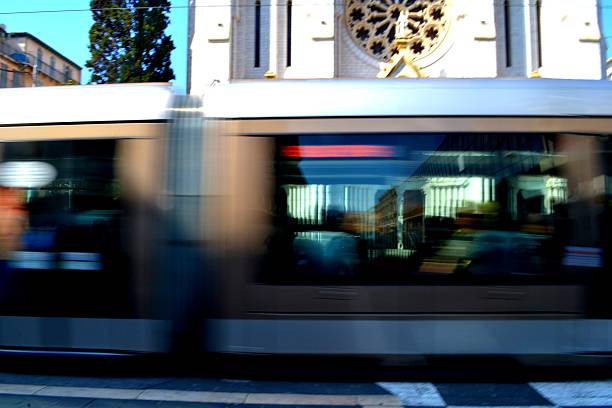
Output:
[86, 0, 175, 83]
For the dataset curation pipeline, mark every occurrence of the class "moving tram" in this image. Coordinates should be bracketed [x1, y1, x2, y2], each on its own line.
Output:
[0, 79, 611, 357]
[0, 83, 172, 353]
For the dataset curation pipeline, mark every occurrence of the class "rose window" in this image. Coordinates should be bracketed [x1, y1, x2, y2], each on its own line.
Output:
[345, 0, 449, 62]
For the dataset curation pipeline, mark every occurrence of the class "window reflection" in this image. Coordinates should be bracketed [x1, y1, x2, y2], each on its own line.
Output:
[0, 140, 133, 316]
[261, 133, 610, 284]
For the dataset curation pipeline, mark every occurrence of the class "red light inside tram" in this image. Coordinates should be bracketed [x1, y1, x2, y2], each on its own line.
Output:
[281, 145, 396, 158]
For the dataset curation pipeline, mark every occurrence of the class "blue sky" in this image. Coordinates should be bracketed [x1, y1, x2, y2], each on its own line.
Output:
[0, 1, 611, 94]
[0, 0, 188, 93]
[603, 3, 612, 59]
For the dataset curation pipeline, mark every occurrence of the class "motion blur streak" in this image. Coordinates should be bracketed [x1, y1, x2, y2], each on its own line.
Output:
[281, 145, 397, 158]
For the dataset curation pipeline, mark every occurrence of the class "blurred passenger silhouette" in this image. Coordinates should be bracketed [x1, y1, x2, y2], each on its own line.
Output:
[0, 187, 28, 303]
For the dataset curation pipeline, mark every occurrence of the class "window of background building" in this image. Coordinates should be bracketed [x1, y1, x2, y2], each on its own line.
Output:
[0, 64, 7, 88]
[64, 66, 71, 82]
[36, 48, 43, 68]
[11, 70, 22, 88]
[50, 56, 56, 76]
[258, 133, 610, 285]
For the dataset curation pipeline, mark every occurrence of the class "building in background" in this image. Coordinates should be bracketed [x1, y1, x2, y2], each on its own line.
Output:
[188, 0, 606, 94]
[0, 25, 23, 88]
[0, 24, 81, 88]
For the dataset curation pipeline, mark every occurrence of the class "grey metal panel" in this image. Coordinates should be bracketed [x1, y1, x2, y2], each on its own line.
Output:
[165, 95, 205, 238]
[571, 320, 612, 353]
[161, 95, 208, 351]
[203, 79, 612, 119]
[206, 318, 612, 355]
[0, 317, 171, 352]
[247, 286, 584, 314]
[429, 320, 564, 354]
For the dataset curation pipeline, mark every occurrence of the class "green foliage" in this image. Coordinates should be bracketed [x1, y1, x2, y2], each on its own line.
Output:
[86, 0, 175, 83]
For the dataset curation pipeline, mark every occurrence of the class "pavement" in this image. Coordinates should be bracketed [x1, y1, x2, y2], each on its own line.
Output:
[0, 375, 610, 407]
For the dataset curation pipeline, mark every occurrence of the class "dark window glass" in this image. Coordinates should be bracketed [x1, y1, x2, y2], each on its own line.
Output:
[0, 140, 133, 317]
[255, 0, 261, 68]
[286, 0, 292, 67]
[64, 66, 72, 82]
[504, 0, 511, 67]
[36, 48, 43, 67]
[260, 133, 611, 285]
[0, 64, 7, 88]
[9, 53, 27, 63]
[535, 0, 542, 68]
[11, 71, 23, 88]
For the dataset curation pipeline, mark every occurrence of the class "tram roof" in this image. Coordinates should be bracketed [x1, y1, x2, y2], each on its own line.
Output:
[203, 79, 612, 119]
[0, 83, 173, 126]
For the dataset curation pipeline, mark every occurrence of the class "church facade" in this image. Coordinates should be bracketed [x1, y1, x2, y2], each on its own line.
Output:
[188, 0, 606, 94]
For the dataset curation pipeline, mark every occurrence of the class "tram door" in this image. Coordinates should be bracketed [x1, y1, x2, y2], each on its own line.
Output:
[0, 132, 162, 350]
[234, 128, 610, 324]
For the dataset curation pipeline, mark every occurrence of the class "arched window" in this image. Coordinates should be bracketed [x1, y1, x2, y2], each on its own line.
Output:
[286, 0, 292, 67]
[504, 0, 511, 67]
[12, 70, 22, 87]
[254, 0, 261, 68]
[64, 65, 71, 82]
[535, 0, 542, 68]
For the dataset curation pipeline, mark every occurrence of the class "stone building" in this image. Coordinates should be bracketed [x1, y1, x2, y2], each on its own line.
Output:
[0, 25, 81, 88]
[188, 0, 606, 94]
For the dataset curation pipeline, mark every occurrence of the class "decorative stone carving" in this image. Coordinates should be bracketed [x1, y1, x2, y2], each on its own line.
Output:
[345, 0, 449, 61]
[395, 8, 410, 39]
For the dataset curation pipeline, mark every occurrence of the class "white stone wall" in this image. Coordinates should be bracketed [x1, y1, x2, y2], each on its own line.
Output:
[420, 0, 498, 78]
[283, 0, 335, 79]
[539, 0, 603, 79]
[188, 0, 604, 91]
[189, 0, 233, 96]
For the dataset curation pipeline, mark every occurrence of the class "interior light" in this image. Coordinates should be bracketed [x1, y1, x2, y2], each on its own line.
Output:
[0, 161, 57, 188]
[281, 145, 397, 158]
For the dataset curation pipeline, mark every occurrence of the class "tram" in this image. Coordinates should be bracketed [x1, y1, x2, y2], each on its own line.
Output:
[0, 79, 611, 357]
[200, 79, 612, 356]
[0, 83, 173, 354]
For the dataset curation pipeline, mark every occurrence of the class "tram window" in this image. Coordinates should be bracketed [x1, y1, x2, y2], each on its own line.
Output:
[0, 139, 136, 317]
[259, 133, 611, 285]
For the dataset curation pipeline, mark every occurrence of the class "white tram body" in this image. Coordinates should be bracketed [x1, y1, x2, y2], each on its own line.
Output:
[0, 83, 173, 354]
[0, 80, 611, 357]
[202, 79, 612, 356]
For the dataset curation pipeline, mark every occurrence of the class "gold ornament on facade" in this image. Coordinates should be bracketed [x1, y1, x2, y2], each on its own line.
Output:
[344, 0, 449, 62]
[528, 70, 542, 79]
[377, 9, 425, 78]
